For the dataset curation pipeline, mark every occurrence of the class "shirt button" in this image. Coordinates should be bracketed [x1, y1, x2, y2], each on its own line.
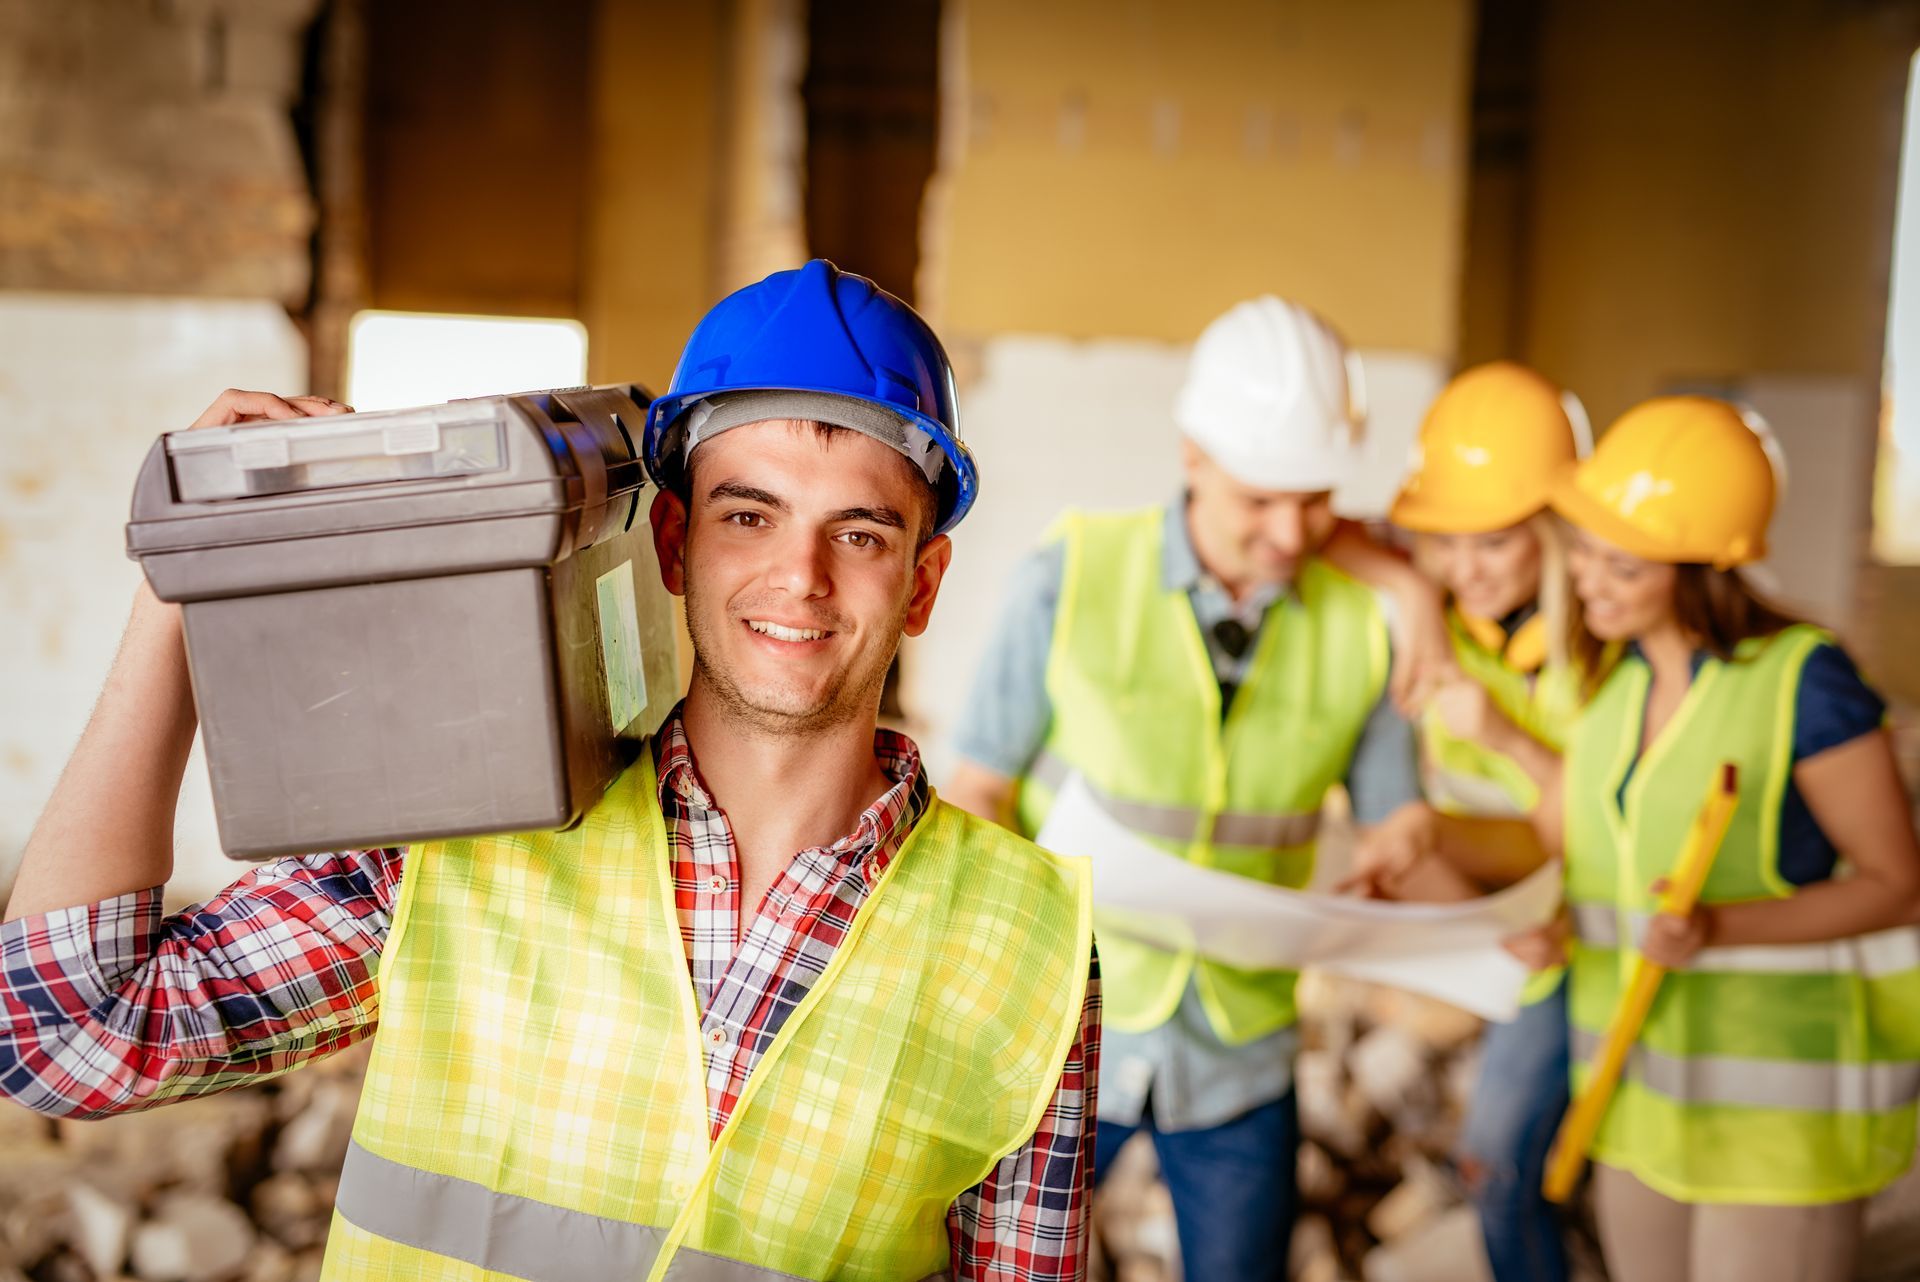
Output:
[707, 1027, 726, 1047]
[671, 1180, 691, 1199]
[707, 875, 728, 894]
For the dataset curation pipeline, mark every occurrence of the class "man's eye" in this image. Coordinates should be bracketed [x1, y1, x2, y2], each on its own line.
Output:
[841, 530, 879, 549]
[726, 512, 765, 527]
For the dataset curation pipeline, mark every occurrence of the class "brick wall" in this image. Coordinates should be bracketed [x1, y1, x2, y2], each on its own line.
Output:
[0, 0, 320, 302]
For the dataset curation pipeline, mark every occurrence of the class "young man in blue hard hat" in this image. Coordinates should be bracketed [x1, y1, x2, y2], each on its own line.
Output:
[945, 297, 1424, 1280]
[0, 261, 1101, 1281]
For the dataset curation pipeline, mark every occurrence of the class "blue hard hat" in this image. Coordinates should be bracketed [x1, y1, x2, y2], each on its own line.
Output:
[644, 259, 978, 535]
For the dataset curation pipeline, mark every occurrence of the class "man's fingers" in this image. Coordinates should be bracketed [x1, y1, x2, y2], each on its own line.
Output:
[187, 389, 350, 430]
[285, 395, 353, 417]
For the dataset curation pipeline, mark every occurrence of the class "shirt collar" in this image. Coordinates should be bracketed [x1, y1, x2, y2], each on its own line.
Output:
[651, 703, 927, 870]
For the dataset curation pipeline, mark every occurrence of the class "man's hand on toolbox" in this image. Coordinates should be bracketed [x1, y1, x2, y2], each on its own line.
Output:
[187, 388, 351, 430]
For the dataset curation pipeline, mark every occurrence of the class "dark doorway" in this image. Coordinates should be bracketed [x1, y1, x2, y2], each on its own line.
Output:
[802, 0, 941, 305]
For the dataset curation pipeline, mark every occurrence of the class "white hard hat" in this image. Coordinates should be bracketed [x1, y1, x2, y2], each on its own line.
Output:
[1174, 297, 1365, 492]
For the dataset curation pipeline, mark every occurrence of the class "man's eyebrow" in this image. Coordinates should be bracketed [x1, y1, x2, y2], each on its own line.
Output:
[704, 480, 789, 511]
[829, 505, 909, 530]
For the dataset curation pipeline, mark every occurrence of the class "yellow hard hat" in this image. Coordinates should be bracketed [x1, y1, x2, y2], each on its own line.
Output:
[1548, 395, 1778, 568]
[1390, 362, 1582, 533]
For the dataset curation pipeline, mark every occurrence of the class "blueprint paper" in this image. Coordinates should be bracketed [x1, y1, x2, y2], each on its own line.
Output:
[1035, 773, 1561, 1021]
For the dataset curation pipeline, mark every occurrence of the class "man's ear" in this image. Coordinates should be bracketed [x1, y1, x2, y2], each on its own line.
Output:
[1179, 436, 1210, 484]
[902, 533, 954, 638]
[650, 488, 690, 597]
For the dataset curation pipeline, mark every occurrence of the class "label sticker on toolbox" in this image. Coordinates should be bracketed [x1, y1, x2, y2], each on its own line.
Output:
[596, 561, 647, 732]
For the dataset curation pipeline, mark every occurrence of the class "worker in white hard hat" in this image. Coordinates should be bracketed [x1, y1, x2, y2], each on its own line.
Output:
[945, 297, 1428, 1276]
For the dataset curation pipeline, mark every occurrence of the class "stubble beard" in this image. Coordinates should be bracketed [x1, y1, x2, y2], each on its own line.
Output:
[684, 575, 907, 738]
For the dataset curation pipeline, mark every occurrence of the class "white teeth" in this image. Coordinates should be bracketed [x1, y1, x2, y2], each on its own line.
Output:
[747, 620, 828, 642]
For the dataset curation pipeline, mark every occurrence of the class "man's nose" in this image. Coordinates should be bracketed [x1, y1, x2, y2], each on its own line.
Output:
[767, 527, 832, 598]
[1264, 504, 1306, 556]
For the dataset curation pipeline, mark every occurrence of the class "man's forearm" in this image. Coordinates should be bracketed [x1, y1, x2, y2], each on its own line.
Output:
[7, 583, 198, 920]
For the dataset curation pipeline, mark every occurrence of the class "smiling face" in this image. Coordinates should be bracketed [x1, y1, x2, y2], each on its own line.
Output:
[650, 419, 950, 736]
[1421, 524, 1543, 621]
[1568, 527, 1677, 641]
[1181, 439, 1338, 593]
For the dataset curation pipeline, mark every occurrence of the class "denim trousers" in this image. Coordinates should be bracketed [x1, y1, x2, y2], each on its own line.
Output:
[1094, 1091, 1299, 1281]
[1459, 978, 1572, 1282]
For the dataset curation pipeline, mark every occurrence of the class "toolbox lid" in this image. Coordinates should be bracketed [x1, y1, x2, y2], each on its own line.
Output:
[129, 386, 655, 600]
[165, 400, 510, 502]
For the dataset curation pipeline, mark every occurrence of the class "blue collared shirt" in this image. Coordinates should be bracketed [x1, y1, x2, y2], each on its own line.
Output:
[952, 499, 1420, 1131]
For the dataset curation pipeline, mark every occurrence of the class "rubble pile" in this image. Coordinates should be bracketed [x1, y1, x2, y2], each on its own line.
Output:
[1093, 973, 1593, 1282]
[0, 1045, 367, 1282]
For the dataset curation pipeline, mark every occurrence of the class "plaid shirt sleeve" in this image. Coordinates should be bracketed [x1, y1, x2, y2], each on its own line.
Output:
[0, 848, 401, 1119]
[948, 953, 1101, 1282]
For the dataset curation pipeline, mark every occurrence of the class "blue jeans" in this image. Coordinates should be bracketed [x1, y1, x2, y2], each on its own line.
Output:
[1094, 1092, 1298, 1281]
[1459, 979, 1571, 1282]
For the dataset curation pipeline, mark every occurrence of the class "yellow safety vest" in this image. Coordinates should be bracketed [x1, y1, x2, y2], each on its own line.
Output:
[1566, 625, 1920, 1204]
[1421, 608, 1585, 1005]
[321, 754, 1093, 1281]
[1014, 507, 1387, 1045]
[1421, 609, 1580, 819]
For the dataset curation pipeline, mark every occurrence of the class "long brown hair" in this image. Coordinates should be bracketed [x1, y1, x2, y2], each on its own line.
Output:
[1670, 564, 1805, 660]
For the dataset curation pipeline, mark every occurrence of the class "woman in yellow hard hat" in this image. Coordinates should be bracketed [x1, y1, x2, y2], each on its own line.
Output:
[1365, 361, 1601, 1282]
[1383, 395, 1920, 1281]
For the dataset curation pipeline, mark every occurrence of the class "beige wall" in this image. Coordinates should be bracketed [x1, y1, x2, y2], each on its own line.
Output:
[0, 297, 307, 907]
[1511, 0, 1916, 684]
[1522, 0, 1908, 428]
[923, 0, 1476, 354]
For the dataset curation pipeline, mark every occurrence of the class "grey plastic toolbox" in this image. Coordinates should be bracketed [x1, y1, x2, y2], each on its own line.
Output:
[127, 385, 679, 860]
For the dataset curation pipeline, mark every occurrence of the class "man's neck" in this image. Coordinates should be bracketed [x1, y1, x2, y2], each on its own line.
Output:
[679, 681, 895, 886]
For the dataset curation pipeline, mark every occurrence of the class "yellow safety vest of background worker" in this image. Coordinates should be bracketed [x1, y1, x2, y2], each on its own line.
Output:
[945, 296, 1423, 1281]
[1377, 360, 1599, 1282]
[1396, 394, 1920, 1282]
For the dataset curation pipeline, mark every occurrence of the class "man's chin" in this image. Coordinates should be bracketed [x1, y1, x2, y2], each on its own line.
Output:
[1249, 560, 1299, 587]
[707, 671, 849, 732]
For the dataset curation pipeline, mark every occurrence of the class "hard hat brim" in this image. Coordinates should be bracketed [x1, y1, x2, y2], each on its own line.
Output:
[1388, 487, 1548, 535]
[647, 384, 979, 536]
[1547, 468, 1689, 563]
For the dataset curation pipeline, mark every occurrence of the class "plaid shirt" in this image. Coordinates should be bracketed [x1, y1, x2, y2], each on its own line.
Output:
[0, 710, 1099, 1280]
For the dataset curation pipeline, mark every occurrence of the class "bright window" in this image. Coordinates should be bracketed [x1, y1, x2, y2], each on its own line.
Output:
[345, 312, 589, 412]
[1878, 52, 1920, 563]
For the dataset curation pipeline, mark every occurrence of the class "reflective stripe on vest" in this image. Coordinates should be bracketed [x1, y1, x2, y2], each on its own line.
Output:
[1572, 903, 1920, 978]
[1013, 507, 1388, 1044]
[1029, 749, 1322, 848]
[325, 759, 1091, 1282]
[1570, 1028, 1920, 1114]
[1564, 625, 1920, 1203]
[1421, 762, 1530, 819]
[335, 1143, 952, 1282]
